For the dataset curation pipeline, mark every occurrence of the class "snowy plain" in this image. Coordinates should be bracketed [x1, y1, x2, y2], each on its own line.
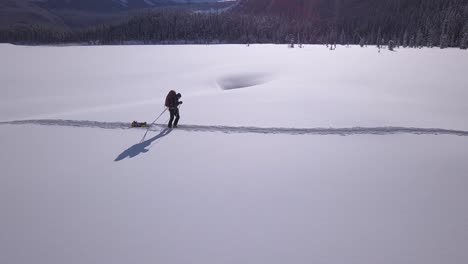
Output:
[1, 44, 468, 264]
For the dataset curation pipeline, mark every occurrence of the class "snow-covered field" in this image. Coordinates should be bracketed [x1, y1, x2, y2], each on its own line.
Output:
[1, 44, 468, 264]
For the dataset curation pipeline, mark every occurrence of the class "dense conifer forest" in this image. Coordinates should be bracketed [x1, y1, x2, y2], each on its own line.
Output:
[1, 0, 467, 48]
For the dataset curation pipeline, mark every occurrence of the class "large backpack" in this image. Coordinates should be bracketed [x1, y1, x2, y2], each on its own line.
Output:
[165, 90, 176, 107]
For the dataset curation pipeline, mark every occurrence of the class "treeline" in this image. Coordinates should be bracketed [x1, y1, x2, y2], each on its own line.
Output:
[0, 0, 467, 49]
[331, 0, 468, 49]
[0, 12, 320, 45]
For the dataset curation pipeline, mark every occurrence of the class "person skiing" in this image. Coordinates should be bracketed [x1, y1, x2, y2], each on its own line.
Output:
[165, 90, 183, 128]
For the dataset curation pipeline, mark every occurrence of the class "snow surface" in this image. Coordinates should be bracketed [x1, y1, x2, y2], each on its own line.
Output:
[1, 44, 468, 264]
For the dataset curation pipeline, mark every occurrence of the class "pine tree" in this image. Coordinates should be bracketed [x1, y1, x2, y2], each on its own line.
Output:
[340, 29, 346, 45]
[461, 23, 468, 49]
[440, 17, 449, 49]
[376, 27, 382, 48]
[415, 29, 424, 48]
[359, 37, 365, 47]
[409, 35, 415, 48]
[289, 34, 295, 48]
[403, 30, 408, 48]
[440, 34, 449, 49]
[388, 40, 395, 51]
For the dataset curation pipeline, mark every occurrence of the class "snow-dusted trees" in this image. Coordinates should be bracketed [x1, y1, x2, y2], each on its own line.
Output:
[337, 0, 468, 49]
[2, 0, 468, 48]
[0, 24, 66, 44]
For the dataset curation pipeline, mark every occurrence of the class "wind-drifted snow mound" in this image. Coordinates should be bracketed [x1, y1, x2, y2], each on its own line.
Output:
[1, 44, 468, 264]
[217, 72, 272, 90]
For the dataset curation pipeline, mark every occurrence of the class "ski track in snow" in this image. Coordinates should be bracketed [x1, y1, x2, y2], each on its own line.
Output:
[1, 119, 468, 137]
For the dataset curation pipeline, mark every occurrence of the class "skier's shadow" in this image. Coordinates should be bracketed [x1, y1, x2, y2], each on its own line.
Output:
[114, 128, 173, 161]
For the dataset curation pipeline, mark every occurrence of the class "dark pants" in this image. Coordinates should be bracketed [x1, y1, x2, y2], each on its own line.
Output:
[168, 108, 180, 128]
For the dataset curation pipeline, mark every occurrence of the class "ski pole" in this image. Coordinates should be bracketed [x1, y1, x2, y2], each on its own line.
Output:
[140, 108, 167, 143]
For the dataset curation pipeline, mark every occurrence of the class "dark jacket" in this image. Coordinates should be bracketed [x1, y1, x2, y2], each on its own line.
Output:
[172, 96, 181, 109]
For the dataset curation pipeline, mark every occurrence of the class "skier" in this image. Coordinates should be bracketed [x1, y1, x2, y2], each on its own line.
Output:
[165, 90, 183, 128]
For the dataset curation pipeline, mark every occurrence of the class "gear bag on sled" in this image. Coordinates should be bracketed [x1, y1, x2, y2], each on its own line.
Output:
[165, 90, 177, 108]
[131, 121, 148, 128]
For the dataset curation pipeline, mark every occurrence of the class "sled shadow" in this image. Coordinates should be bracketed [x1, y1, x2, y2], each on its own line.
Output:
[114, 128, 173, 161]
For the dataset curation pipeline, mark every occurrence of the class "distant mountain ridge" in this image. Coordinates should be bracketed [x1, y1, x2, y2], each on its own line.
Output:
[0, 0, 228, 28]
[39, 0, 220, 11]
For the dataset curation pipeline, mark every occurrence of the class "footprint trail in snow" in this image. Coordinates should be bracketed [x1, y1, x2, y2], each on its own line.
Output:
[1, 119, 468, 137]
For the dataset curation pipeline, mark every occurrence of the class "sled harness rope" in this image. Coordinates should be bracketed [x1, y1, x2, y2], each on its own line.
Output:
[140, 108, 168, 143]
